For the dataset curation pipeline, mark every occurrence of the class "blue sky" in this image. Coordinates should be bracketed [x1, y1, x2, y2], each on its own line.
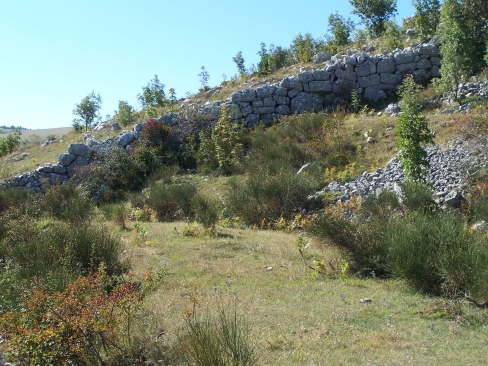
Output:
[0, 1, 415, 129]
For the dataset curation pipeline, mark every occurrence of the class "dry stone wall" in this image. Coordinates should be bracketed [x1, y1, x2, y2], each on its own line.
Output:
[0, 40, 474, 193]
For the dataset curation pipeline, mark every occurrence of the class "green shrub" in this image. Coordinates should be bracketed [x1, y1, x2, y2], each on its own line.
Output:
[178, 308, 257, 366]
[384, 211, 488, 297]
[146, 182, 197, 221]
[0, 129, 21, 157]
[191, 194, 221, 229]
[401, 180, 436, 212]
[0, 187, 35, 215]
[0, 218, 128, 290]
[226, 169, 315, 226]
[40, 183, 93, 223]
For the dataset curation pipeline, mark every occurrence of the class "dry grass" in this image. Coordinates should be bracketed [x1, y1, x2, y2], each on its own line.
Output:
[109, 220, 488, 365]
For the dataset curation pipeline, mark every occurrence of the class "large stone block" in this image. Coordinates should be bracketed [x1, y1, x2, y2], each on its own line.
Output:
[298, 71, 314, 83]
[394, 51, 414, 65]
[416, 59, 432, 69]
[396, 62, 416, 73]
[380, 73, 403, 84]
[312, 70, 331, 81]
[309, 81, 333, 93]
[313, 51, 332, 63]
[256, 85, 276, 98]
[355, 60, 376, 77]
[275, 105, 290, 115]
[358, 74, 380, 88]
[419, 44, 439, 57]
[231, 88, 256, 103]
[290, 92, 323, 113]
[68, 144, 92, 159]
[58, 153, 77, 167]
[377, 58, 396, 73]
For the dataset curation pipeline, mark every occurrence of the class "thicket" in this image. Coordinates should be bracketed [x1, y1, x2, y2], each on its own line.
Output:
[0, 129, 21, 157]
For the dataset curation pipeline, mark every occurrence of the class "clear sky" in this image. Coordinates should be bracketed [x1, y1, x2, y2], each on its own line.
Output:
[0, 1, 415, 130]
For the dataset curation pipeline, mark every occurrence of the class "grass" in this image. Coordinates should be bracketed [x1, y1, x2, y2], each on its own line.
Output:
[116, 220, 488, 365]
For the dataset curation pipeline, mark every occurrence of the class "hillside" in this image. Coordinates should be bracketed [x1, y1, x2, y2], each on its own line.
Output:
[1, 3, 488, 364]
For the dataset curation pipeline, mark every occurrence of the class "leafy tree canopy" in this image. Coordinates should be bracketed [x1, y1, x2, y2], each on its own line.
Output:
[72, 91, 102, 132]
[349, 0, 397, 37]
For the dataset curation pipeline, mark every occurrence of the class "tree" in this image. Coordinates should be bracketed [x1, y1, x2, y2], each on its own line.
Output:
[137, 75, 166, 109]
[72, 92, 102, 132]
[290, 33, 316, 63]
[168, 88, 177, 106]
[232, 51, 247, 75]
[116, 100, 136, 127]
[257, 42, 271, 75]
[328, 12, 355, 48]
[349, 0, 397, 37]
[437, 0, 488, 79]
[198, 66, 210, 90]
[396, 76, 434, 182]
[413, 0, 441, 42]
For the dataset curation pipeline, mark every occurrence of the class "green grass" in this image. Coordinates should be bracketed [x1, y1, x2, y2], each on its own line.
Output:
[119, 221, 488, 365]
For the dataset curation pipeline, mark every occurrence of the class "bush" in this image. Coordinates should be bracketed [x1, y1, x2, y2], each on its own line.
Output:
[0, 129, 21, 157]
[40, 183, 93, 223]
[384, 211, 488, 297]
[146, 182, 197, 221]
[141, 119, 170, 147]
[0, 218, 128, 290]
[178, 308, 257, 366]
[226, 169, 316, 226]
[192, 194, 221, 229]
[0, 268, 148, 365]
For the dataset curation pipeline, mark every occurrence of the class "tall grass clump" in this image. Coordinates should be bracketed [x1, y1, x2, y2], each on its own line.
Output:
[191, 194, 221, 229]
[178, 308, 258, 366]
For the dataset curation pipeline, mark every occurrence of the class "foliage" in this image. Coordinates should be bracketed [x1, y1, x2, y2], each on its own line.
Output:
[141, 119, 170, 148]
[196, 106, 247, 174]
[290, 33, 317, 63]
[256, 42, 293, 75]
[396, 76, 434, 181]
[168, 88, 177, 106]
[349, 0, 398, 37]
[384, 211, 488, 297]
[145, 181, 197, 221]
[83, 147, 148, 201]
[226, 169, 316, 226]
[137, 75, 166, 118]
[0, 217, 128, 286]
[72, 91, 103, 131]
[0, 129, 21, 157]
[327, 12, 355, 50]
[117, 100, 137, 127]
[382, 21, 404, 51]
[436, 0, 488, 99]
[178, 308, 258, 366]
[233, 51, 247, 75]
[198, 66, 210, 91]
[413, 0, 441, 42]
[40, 183, 93, 223]
[0, 268, 149, 365]
[191, 194, 221, 230]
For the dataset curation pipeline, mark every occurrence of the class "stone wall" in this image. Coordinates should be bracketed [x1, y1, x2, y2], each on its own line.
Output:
[0, 41, 455, 192]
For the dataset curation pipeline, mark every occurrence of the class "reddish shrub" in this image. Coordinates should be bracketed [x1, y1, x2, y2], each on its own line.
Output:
[141, 119, 170, 147]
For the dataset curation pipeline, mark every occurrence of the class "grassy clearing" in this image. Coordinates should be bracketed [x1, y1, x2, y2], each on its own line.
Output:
[118, 221, 488, 365]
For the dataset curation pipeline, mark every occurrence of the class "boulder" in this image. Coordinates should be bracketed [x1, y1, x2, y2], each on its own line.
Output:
[117, 132, 136, 148]
[309, 81, 333, 93]
[313, 51, 332, 63]
[68, 144, 92, 159]
[290, 92, 323, 113]
[394, 51, 414, 65]
[231, 88, 256, 103]
[159, 112, 181, 126]
[358, 74, 380, 88]
[58, 153, 77, 167]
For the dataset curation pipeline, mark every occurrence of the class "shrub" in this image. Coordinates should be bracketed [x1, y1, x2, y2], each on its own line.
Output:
[191, 194, 221, 229]
[141, 119, 170, 147]
[384, 211, 488, 297]
[0, 268, 148, 365]
[178, 308, 257, 366]
[40, 183, 93, 223]
[0, 129, 21, 157]
[0, 218, 128, 290]
[146, 182, 197, 221]
[226, 169, 316, 226]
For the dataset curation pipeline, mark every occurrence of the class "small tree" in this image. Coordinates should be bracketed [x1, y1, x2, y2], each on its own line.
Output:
[290, 33, 316, 63]
[413, 0, 441, 42]
[168, 88, 177, 106]
[198, 66, 210, 91]
[137, 75, 166, 118]
[72, 92, 102, 132]
[232, 51, 247, 75]
[349, 0, 397, 37]
[396, 76, 434, 182]
[328, 12, 355, 48]
[117, 100, 136, 127]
